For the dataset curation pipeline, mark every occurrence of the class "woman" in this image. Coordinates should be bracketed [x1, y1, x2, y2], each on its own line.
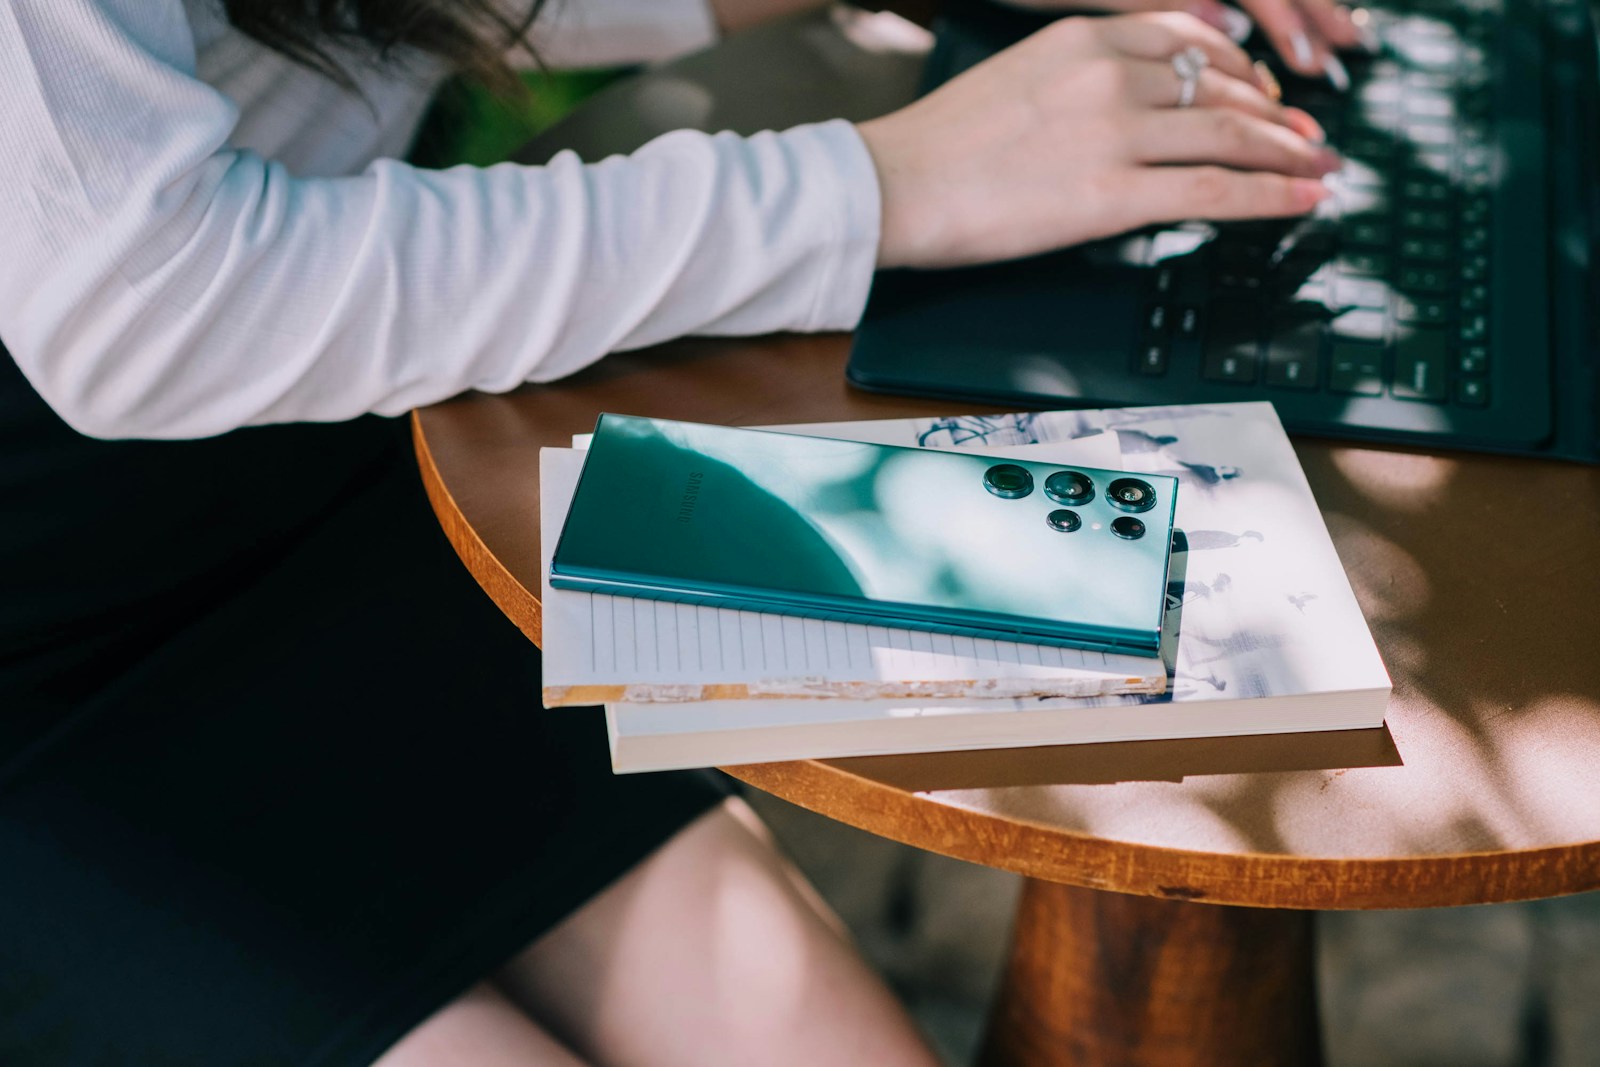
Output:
[0, 0, 1359, 1063]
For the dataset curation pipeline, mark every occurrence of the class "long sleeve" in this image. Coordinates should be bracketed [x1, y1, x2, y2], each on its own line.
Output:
[0, 0, 881, 440]
[530, 0, 721, 68]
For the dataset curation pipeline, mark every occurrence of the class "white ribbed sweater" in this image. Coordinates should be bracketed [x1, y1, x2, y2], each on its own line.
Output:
[0, 0, 881, 439]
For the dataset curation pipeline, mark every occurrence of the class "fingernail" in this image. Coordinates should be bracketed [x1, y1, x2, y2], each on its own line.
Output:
[1254, 60, 1283, 101]
[1290, 31, 1315, 70]
[1323, 53, 1351, 91]
[1350, 7, 1382, 52]
[1186, 1, 1224, 28]
[1294, 178, 1333, 211]
[1315, 147, 1344, 173]
[1217, 5, 1255, 43]
[1288, 106, 1325, 143]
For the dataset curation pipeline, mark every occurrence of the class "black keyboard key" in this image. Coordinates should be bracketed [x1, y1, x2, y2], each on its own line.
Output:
[1461, 313, 1489, 342]
[1329, 343, 1386, 395]
[1174, 266, 1211, 303]
[1392, 329, 1450, 401]
[1399, 266, 1450, 293]
[1202, 302, 1263, 383]
[1404, 94, 1455, 120]
[1203, 351, 1259, 383]
[1462, 254, 1490, 282]
[1336, 167, 1377, 200]
[1344, 135, 1398, 161]
[1336, 277, 1389, 309]
[1215, 270, 1266, 293]
[1410, 42, 1462, 69]
[1417, 149, 1453, 173]
[1357, 79, 1404, 110]
[1338, 251, 1390, 277]
[1399, 237, 1451, 262]
[1279, 221, 1336, 255]
[1391, 14, 1455, 39]
[1283, 271, 1332, 305]
[1266, 320, 1323, 390]
[1459, 344, 1489, 375]
[1456, 377, 1491, 406]
[1176, 305, 1203, 338]
[1402, 64, 1454, 85]
[1138, 341, 1169, 376]
[1297, 88, 1339, 114]
[1144, 305, 1170, 334]
[1345, 220, 1391, 248]
[1400, 207, 1452, 231]
[1402, 177, 1453, 204]
[1396, 295, 1450, 325]
[1404, 123, 1454, 147]
[1460, 145, 1494, 174]
[1332, 308, 1387, 343]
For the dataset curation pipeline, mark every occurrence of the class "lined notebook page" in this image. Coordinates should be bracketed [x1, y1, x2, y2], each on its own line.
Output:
[539, 431, 1167, 705]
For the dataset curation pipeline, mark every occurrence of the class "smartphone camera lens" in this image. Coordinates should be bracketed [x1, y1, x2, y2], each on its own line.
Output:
[1044, 470, 1094, 506]
[983, 464, 1033, 499]
[1046, 509, 1082, 533]
[1107, 478, 1157, 513]
[1111, 516, 1146, 540]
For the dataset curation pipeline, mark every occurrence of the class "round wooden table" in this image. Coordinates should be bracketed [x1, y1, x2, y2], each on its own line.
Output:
[413, 10, 1600, 1064]
[414, 331, 1600, 1065]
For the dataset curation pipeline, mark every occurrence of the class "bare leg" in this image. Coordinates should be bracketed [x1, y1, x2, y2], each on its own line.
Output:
[373, 983, 593, 1067]
[494, 796, 940, 1067]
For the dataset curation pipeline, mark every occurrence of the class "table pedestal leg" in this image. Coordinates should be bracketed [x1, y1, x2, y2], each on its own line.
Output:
[978, 879, 1322, 1067]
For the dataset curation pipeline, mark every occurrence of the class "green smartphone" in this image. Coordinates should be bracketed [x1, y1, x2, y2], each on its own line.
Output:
[550, 414, 1178, 656]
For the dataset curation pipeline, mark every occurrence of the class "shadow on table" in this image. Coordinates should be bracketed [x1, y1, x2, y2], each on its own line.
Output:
[826, 724, 1403, 791]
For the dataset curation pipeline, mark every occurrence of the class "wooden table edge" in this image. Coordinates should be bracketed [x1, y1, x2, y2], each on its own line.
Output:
[412, 410, 1600, 911]
[414, 409, 543, 646]
[720, 760, 1600, 910]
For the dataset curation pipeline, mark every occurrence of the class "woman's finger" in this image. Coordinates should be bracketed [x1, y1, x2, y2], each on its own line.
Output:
[1296, 0, 1367, 53]
[1096, 12, 1263, 89]
[1235, 0, 1332, 78]
[1130, 106, 1342, 176]
[1123, 61, 1304, 131]
[1119, 165, 1330, 227]
[1063, 0, 1256, 42]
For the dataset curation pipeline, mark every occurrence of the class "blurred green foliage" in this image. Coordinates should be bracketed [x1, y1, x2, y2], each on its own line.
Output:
[410, 68, 630, 168]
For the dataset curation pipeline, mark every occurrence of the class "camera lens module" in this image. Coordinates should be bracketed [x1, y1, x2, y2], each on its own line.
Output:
[1110, 516, 1147, 540]
[983, 463, 1034, 499]
[1046, 509, 1082, 533]
[1044, 470, 1094, 506]
[1107, 477, 1157, 513]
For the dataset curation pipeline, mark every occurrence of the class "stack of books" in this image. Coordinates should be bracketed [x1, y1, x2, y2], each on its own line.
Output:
[539, 402, 1392, 772]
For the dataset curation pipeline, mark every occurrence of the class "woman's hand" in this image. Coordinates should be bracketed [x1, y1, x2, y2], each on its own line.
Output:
[857, 13, 1339, 269]
[1004, 0, 1373, 85]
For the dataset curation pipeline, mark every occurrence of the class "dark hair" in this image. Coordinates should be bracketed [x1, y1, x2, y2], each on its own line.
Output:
[220, 0, 547, 90]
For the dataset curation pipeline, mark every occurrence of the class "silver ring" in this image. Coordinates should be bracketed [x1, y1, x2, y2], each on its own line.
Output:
[1171, 45, 1209, 108]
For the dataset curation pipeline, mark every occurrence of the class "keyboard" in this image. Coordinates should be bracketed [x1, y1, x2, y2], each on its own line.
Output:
[849, 0, 1580, 457]
[1135, 0, 1502, 410]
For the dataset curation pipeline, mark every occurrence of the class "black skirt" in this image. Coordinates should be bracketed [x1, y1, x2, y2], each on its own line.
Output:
[0, 349, 726, 1066]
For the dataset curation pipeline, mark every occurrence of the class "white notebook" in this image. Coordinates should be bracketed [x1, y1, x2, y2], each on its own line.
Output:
[601, 404, 1392, 772]
[538, 425, 1169, 706]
